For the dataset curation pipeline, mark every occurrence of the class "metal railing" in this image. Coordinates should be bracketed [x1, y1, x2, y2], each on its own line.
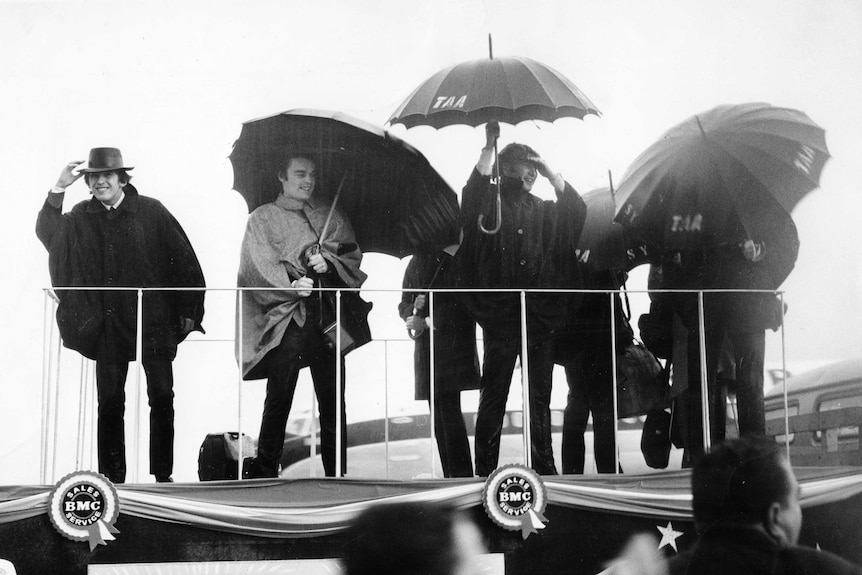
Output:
[39, 285, 790, 484]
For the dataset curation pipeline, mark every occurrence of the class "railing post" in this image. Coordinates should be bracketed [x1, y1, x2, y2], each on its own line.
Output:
[697, 290, 711, 453]
[779, 291, 790, 459]
[609, 290, 620, 474]
[132, 288, 144, 483]
[519, 290, 532, 469]
[237, 289, 245, 480]
[41, 291, 52, 484]
[428, 290, 437, 477]
[335, 288, 344, 477]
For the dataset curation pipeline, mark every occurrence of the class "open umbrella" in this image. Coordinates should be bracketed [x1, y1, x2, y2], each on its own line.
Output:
[613, 102, 830, 259]
[229, 108, 461, 258]
[388, 36, 599, 233]
[576, 187, 627, 274]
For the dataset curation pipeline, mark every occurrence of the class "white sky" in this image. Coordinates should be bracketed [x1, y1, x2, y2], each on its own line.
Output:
[1, 0, 861, 483]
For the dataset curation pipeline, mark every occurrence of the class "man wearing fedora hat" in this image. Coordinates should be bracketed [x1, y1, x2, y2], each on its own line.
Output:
[36, 147, 206, 484]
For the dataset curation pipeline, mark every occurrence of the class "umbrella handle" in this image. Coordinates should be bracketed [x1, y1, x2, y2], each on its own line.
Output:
[478, 140, 503, 235]
[477, 193, 502, 234]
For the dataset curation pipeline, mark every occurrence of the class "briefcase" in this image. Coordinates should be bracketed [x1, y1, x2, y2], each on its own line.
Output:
[198, 432, 255, 481]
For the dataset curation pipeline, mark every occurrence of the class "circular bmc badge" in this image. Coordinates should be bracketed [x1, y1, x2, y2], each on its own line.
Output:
[482, 464, 548, 539]
[48, 471, 120, 550]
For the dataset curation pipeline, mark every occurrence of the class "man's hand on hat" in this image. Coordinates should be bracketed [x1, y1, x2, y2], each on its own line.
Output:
[55, 161, 85, 190]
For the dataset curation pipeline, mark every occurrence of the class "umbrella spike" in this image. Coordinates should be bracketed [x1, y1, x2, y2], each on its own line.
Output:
[488, 33, 493, 59]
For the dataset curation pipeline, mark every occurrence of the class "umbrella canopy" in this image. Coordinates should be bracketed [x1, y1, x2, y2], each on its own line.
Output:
[613, 102, 830, 253]
[388, 43, 599, 235]
[388, 55, 600, 129]
[229, 109, 461, 258]
[576, 187, 627, 274]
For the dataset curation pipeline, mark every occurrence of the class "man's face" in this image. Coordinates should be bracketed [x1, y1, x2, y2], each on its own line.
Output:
[504, 160, 538, 192]
[774, 458, 803, 545]
[279, 157, 316, 203]
[87, 171, 124, 206]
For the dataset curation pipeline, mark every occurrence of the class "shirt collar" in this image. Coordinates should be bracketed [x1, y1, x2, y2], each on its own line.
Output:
[275, 192, 324, 211]
[100, 191, 126, 210]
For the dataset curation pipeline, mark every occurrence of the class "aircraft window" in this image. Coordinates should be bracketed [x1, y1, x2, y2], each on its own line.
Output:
[817, 395, 862, 441]
[766, 404, 799, 444]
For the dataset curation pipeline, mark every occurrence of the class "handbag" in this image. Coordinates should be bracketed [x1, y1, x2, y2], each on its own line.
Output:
[616, 342, 669, 418]
[637, 298, 674, 359]
[319, 289, 373, 355]
[615, 280, 670, 418]
[641, 408, 673, 469]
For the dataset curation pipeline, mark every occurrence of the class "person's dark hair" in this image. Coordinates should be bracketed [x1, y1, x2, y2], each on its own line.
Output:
[341, 502, 464, 575]
[277, 153, 317, 180]
[495, 142, 539, 175]
[84, 169, 131, 186]
[691, 436, 793, 531]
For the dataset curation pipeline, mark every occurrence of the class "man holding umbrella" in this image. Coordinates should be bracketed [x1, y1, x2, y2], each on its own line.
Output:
[666, 206, 798, 464]
[237, 152, 366, 478]
[456, 121, 587, 476]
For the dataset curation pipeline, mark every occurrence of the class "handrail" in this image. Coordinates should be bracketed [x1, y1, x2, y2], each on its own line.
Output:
[39, 285, 792, 483]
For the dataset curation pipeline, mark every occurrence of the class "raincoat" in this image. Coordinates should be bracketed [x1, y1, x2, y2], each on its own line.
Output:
[36, 185, 205, 361]
[237, 192, 366, 380]
[455, 169, 587, 341]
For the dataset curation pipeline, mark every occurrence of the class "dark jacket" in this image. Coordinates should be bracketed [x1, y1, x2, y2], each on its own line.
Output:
[455, 169, 587, 340]
[668, 524, 862, 575]
[663, 207, 799, 334]
[36, 185, 205, 361]
[399, 251, 480, 400]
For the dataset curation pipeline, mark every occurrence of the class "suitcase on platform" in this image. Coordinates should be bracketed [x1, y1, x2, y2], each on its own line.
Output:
[198, 432, 256, 481]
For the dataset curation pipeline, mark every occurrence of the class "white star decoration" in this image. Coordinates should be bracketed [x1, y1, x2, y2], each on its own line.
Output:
[656, 521, 684, 552]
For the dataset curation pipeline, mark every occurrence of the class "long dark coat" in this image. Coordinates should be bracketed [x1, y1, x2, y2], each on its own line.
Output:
[36, 185, 206, 361]
[455, 169, 587, 341]
[398, 251, 480, 400]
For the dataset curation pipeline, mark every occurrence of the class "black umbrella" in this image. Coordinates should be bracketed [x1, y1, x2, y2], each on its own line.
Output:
[229, 109, 461, 258]
[576, 187, 627, 274]
[613, 102, 829, 260]
[388, 36, 599, 234]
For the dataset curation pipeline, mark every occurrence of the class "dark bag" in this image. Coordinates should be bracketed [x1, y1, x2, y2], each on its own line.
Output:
[616, 346, 669, 418]
[198, 432, 255, 481]
[637, 299, 674, 360]
[641, 408, 673, 469]
[319, 289, 373, 355]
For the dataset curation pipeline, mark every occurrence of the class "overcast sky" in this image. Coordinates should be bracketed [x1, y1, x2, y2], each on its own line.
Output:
[2, 0, 860, 483]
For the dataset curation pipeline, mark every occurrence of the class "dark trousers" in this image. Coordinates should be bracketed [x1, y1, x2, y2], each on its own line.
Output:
[474, 334, 557, 476]
[429, 393, 473, 478]
[562, 344, 617, 474]
[676, 295, 766, 464]
[96, 359, 174, 483]
[255, 319, 347, 478]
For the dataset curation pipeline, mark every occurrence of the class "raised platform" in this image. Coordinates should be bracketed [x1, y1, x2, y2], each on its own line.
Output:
[2, 467, 861, 575]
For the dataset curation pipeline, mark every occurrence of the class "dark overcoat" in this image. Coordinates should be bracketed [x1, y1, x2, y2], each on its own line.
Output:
[668, 524, 862, 575]
[36, 184, 206, 361]
[455, 169, 587, 341]
[398, 251, 480, 400]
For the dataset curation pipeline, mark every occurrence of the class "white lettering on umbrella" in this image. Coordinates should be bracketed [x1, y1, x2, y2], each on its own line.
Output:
[433, 95, 467, 109]
[670, 214, 702, 232]
[794, 145, 815, 175]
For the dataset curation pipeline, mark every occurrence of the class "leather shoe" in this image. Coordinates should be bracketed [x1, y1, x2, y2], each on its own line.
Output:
[155, 475, 174, 483]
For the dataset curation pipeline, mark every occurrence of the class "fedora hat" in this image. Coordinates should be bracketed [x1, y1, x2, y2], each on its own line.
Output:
[79, 147, 134, 173]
